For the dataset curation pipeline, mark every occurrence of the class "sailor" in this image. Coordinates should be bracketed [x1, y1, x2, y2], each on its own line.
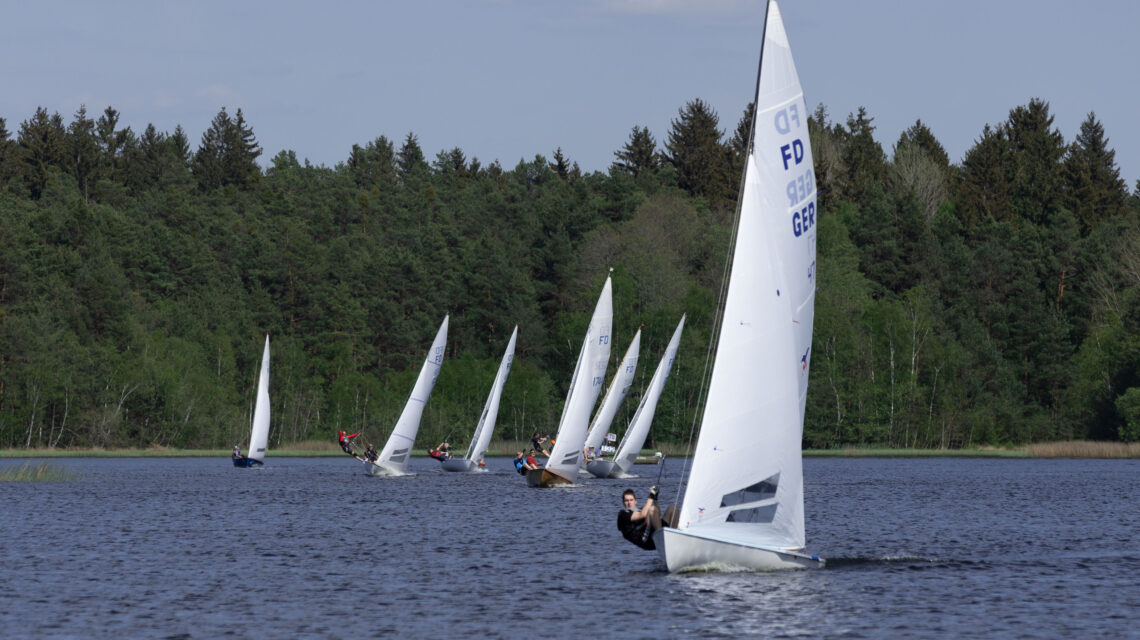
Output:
[617, 487, 662, 550]
[338, 430, 364, 461]
[524, 449, 540, 470]
[232, 445, 241, 459]
[513, 451, 527, 474]
[364, 444, 378, 463]
[530, 432, 550, 457]
[436, 442, 452, 461]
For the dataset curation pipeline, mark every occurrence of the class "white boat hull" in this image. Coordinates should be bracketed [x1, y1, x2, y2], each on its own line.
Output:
[585, 459, 617, 478]
[440, 458, 476, 473]
[654, 527, 824, 572]
[365, 461, 413, 477]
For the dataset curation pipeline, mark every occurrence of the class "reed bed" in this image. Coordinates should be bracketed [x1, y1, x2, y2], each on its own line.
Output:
[0, 462, 73, 481]
[1022, 441, 1140, 458]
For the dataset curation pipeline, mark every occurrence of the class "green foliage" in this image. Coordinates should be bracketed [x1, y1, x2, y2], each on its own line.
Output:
[1, 95, 1139, 453]
[1116, 388, 1140, 442]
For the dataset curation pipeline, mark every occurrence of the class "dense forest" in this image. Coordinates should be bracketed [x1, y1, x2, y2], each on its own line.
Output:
[1, 98, 1138, 451]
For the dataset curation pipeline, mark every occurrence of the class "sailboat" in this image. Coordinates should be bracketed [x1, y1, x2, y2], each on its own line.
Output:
[653, 0, 824, 571]
[442, 326, 518, 472]
[233, 334, 270, 468]
[366, 315, 449, 477]
[526, 275, 613, 487]
[587, 316, 683, 479]
[580, 328, 641, 470]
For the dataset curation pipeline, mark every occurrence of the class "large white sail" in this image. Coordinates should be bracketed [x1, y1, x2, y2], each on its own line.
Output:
[248, 334, 271, 462]
[465, 326, 517, 465]
[535, 276, 613, 485]
[609, 316, 684, 477]
[373, 315, 449, 476]
[659, 0, 821, 570]
[583, 328, 641, 454]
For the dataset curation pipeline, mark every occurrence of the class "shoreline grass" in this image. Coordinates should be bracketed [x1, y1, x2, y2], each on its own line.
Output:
[0, 461, 74, 481]
[1, 440, 1136, 458]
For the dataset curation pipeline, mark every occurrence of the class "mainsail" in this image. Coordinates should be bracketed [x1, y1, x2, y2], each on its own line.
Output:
[530, 276, 613, 486]
[583, 328, 641, 455]
[607, 316, 684, 477]
[248, 334, 271, 462]
[372, 315, 449, 476]
[657, 0, 821, 570]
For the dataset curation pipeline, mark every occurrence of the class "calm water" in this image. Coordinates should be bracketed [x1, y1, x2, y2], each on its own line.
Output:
[2, 456, 1138, 639]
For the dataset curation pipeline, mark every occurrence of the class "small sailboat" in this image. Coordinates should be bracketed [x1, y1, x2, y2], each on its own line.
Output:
[442, 326, 518, 472]
[588, 316, 683, 479]
[527, 275, 613, 487]
[581, 328, 641, 469]
[233, 334, 270, 468]
[366, 315, 449, 477]
[653, 0, 823, 570]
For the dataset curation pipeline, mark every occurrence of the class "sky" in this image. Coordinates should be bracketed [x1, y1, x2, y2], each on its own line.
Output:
[3, 0, 1138, 187]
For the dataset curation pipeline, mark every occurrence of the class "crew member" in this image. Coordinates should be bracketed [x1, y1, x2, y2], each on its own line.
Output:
[617, 486, 662, 550]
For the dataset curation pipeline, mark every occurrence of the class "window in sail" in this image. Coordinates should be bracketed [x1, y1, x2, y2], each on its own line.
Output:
[719, 473, 779, 508]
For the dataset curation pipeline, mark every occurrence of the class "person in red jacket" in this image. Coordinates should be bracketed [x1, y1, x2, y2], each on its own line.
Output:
[338, 430, 364, 461]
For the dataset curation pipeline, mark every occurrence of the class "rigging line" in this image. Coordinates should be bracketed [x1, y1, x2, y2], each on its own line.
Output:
[676, 0, 771, 509]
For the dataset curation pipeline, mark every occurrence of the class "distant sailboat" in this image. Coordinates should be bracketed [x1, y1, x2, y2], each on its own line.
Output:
[366, 315, 449, 477]
[587, 316, 683, 479]
[233, 334, 270, 468]
[442, 326, 518, 473]
[653, 0, 824, 570]
[581, 328, 641, 468]
[527, 275, 613, 487]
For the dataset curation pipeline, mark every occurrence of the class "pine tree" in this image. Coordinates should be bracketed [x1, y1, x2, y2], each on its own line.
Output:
[840, 106, 887, 204]
[192, 107, 261, 191]
[612, 125, 658, 177]
[396, 132, 428, 183]
[1003, 98, 1065, 225]
[957, 124, 1012, 229]
[17, 107, 67, 199]
[1061, 112, 1126, 231]
[347, 135, 397, 187]
[664, 99, 732, 206]
[550, 147, 570, 181]
[227, 108, 261, 188]
[67, 106, 100, 201]
[728, 102, 753, 185]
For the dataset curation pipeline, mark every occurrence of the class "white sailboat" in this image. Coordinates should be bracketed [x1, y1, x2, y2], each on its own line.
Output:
[366, 315, 449, 477]
[588, 316, 683, 479]
[581, 327, 641, 469]
[527, 275, 613, 487]
[233, 334, 270, 468]
[653, 0, 824, 570]
[441, 326, 518, 473]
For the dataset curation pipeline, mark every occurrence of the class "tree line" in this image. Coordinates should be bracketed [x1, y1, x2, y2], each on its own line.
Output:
[0, 97, 1137, 451]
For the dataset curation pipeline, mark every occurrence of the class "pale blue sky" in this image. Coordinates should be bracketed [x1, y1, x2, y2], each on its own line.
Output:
[3, 0, 1138, 186]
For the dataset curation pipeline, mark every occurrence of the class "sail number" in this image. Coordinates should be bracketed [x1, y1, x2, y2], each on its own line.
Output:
[793, 202, 815, 237]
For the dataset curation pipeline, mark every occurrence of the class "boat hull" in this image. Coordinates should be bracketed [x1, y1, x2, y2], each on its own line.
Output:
[232, 457, 263, 468]
[365, 461, 411, 477]
[585, 459, 617, 478]
[525, 468, 572, 488]
[440, 458, 475, 473]
[653, 527, 824, 572]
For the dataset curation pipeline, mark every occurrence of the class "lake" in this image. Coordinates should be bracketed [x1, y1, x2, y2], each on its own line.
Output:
[2, 456, 1137, 638]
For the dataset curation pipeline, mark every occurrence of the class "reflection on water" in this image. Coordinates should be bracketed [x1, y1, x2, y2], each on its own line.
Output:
[1, 457, 1138, 638]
